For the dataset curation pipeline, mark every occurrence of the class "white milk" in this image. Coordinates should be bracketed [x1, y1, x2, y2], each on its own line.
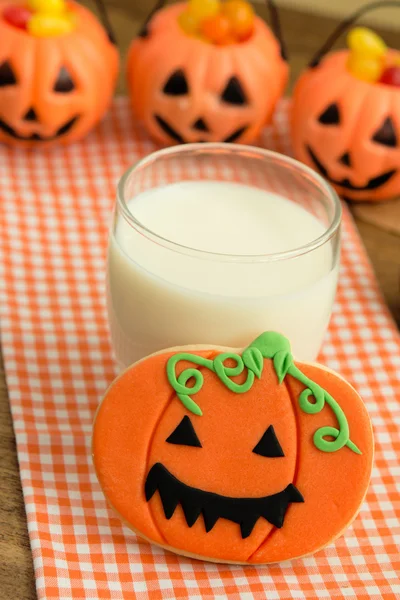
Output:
[107, 181, 339, 367]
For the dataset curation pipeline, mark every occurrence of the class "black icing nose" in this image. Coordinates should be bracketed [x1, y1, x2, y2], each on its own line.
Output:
[192, 118, 209, 132]
[23, 108, 39, 122]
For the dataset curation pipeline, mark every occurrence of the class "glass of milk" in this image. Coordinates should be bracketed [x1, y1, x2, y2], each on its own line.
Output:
[107, 144, 341, 368]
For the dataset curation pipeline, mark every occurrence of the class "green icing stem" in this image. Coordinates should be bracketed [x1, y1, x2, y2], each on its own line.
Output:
[166, 332, 361, 455]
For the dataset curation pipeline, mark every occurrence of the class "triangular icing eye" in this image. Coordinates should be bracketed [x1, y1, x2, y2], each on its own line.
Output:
[221, 76, 247, 105]
[163, 69, 189, 95]
[166, 416, 202, 447]
[0, 61, 17, 87]
[318, 103, 340, 125]
[252, 425, 284, 458]
[372, 117, 397, 147]
[53, 66, 75, 93]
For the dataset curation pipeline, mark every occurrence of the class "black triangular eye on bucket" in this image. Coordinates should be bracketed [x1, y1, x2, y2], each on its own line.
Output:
[163, 70, 189, 95]
[372, 117, 397, 147]
[0, 61, 17, 87]
[166, 416, 202, 447]
[253, 425, 285, 458]
[318, 103, 340, 125]
[221, 77, 248, 105]
[53, 66, 75, 93]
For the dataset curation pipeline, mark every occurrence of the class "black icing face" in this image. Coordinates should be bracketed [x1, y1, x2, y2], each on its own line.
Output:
[307, 102, 397, 192]
[153, 70, 250, 143]
[0, 61, 79, 141]
[145, 418, 303, 539]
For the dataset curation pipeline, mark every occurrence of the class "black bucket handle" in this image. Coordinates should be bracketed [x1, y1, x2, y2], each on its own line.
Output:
[309, 0, 400, 68]
[92, 0, 117, 45]
[139, 0, 288, 60]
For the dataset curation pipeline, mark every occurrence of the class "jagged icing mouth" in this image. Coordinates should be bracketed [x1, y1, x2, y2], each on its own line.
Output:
[307, 145, 396, 191]
[0, 115, 79, 141]
[154, 114, 248, 144]
[145, 462, 304, 539]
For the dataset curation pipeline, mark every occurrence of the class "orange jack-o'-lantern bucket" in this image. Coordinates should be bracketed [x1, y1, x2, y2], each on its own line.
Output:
[126, 0, 288, 146]
[291, 1, 400, 202]
[0, 0, 119, 148]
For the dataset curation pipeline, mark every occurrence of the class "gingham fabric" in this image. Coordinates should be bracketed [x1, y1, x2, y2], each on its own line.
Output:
[0, 98, 399, 600]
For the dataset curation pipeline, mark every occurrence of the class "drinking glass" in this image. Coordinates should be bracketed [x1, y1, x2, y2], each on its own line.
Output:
[107, 144, 341, 368]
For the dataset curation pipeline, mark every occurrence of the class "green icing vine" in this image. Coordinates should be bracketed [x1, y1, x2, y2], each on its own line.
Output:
[166, 332, 361, 455]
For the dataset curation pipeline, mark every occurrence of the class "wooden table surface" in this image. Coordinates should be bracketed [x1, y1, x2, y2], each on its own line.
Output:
[0, 2, 399, 599]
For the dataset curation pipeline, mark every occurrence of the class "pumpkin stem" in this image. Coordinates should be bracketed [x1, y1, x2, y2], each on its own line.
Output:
[248, 331, 291, 359]
[138, 0, 167, 38]
[93, 0, 117, 45]
[309, 0, 400, 68]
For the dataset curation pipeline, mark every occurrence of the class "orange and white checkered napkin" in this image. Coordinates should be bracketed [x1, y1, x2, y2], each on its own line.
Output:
[0, 99, 399, 600]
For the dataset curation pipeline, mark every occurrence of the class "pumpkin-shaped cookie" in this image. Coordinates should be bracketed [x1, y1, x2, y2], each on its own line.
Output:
[126, 1, 288, 145]
[93, 332, 373, 564]
[0, 0, 118, 147]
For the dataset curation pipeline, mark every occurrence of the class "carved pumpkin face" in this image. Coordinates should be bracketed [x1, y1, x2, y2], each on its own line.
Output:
[126, 3, 288, 145]
[291, 51, 400, 202]
[93, 332, 373, 564]
[0, 0, 118, 147]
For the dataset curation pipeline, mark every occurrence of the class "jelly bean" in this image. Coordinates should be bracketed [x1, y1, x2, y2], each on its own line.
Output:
[215, 33, 237, 46]
[222, 0, 254, 40]
[28, 0, 66, 15]
[347, 56, 383, 82]
[347, 27, 387, 58]
[201, 14, 231, 44]
[3, 5, 32, 29]
[379, 65, 400, 87]
[178, 10, 199, 35]
[27, 13, 74, 36]
[188, 0, 220, 21]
